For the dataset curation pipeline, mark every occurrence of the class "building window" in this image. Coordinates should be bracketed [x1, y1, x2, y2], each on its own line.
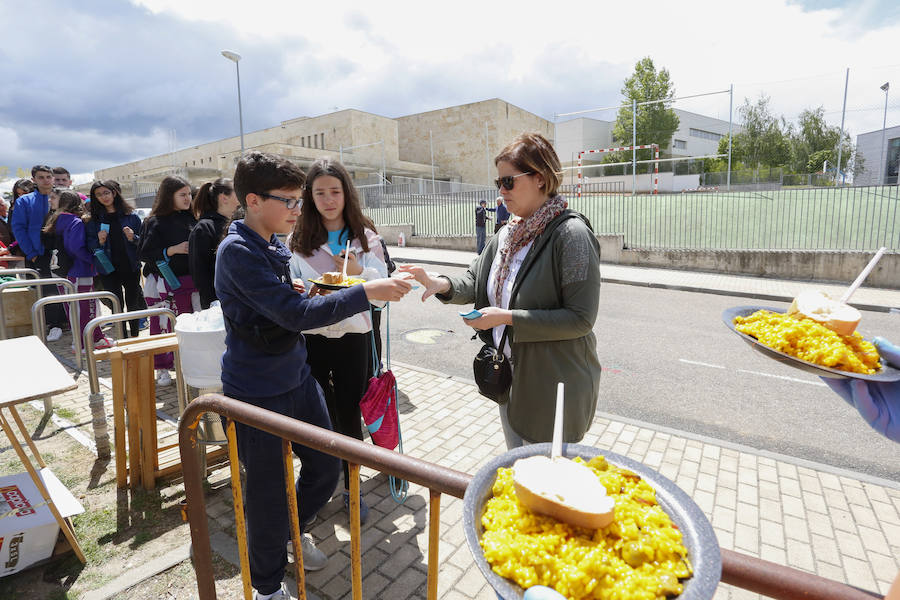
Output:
[320, 133, 325, 149]
[887, 138, 900, 184]
[200, 158, 203, 164]
[307, 135, 311, 148]
[314, 135, 318, 149]
[689, 128, 722, 142]
[673, 139, 687, 149]
[301, 137, 305, 147]
[193, 160, 196, 166]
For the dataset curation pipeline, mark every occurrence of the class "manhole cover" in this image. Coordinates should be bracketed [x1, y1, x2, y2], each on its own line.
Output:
[403, 329, 449, 345]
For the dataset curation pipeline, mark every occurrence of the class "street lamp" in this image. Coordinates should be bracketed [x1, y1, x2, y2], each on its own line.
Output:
[221, 50, 245, 154]
[879, 82, 889, 185]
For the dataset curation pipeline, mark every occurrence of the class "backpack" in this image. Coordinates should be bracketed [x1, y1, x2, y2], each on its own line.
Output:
[379, 237, 396, 275]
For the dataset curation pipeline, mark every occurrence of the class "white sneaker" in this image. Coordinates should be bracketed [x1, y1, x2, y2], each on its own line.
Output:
[287, 534, 327, 571]
[253, 581, 290, 600]
[156, 370, 172, 387]
[46, 327, 63, 342]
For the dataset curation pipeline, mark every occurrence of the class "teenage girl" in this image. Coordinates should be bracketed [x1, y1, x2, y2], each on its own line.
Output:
[288, 158, 388, 524]
[86, 180, 145, 338]
[138, 175, 198, 386]
[44, 189, 115, 349]
[188, 178, 239, 309]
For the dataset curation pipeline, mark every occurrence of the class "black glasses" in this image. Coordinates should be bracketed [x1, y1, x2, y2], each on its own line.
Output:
[260, 192, 301, 210]
[494, 172, 532, 191]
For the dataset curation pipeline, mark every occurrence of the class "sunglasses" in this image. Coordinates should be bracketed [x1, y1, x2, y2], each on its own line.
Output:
[494, 172, 532, 191]
[260, 192, 301, 210]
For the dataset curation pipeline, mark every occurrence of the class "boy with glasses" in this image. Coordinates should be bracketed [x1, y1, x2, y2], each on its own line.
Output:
[215, 151, 411, 600]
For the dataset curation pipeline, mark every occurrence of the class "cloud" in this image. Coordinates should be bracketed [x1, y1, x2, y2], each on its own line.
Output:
[0, 0, 897, 181]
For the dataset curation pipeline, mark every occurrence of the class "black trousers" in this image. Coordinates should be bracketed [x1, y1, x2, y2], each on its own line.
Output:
[32, 254, 67, 330]
[229, 378, 340, 595]
[305, 332, 369, 489]
[99, 269, 145, 337]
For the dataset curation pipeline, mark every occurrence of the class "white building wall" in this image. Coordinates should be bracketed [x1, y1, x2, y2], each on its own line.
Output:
[670, 109, 733, 158]
[855, 125, 900, 186]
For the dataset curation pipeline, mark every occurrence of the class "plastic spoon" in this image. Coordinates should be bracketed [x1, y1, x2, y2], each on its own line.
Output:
[551, 382, 564, 459]
[341, 240, 351, 281]
[839, 247, 886, 304]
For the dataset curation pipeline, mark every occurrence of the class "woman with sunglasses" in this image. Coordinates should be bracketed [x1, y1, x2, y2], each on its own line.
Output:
[287, 158, 388, 524]
[399, 132, 602, 449]
[138, 175, 198, 386]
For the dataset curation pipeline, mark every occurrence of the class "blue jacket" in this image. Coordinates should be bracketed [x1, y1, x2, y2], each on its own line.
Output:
[55, 213, 95, 278]
[495, 202, 510, 224]
[85, 211, 143, 272]
[215, 220, 371, 398]
[10, 190, 49, 260]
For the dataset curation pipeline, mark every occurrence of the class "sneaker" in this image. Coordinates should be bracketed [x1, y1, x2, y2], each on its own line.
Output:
[94, 336, 116, 350]
[287, 534, 327, 571]
[342, 491, 369, 525]
[46, 327, 63, 342]
[253, 582, 290, 600]
[156, 369, 172, 387]
[138, 317, 149, 330]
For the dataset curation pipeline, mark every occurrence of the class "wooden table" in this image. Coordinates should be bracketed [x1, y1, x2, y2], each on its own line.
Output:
[0, 336, 86, 563]
[0, 254, 26, 266]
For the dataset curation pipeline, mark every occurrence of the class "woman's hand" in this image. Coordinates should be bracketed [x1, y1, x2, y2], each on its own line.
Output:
[464, 305, 512, 330]
[396, 264, 450, 301]
[167, 241, 189, 256]
[332, 250, 362, 275]
[363, 278, 412, 303]
[123, 226, 135, 242]
[98, 230, 108, 244]
[291, 278, 306, 294]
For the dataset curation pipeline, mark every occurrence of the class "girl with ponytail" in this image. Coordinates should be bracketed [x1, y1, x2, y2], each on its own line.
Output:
[188, 178, 238, 308]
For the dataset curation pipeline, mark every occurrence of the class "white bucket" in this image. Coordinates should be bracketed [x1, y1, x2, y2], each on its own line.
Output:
[175, 309, 226, 389]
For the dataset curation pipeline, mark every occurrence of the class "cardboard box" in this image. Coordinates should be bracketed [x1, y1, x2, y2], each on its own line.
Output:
[0, 469, 84, 576]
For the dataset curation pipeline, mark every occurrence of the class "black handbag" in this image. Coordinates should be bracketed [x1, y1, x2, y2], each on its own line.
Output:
[472, 326, 511, 403]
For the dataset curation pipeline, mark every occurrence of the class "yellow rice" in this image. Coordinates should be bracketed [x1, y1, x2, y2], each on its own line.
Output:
[480, 456, 691, 599]
[733, 310, 880, 374]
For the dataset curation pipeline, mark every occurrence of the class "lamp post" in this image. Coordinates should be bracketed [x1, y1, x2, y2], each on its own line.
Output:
[878, 82, 890, 185]
[221, 50, 245, 154]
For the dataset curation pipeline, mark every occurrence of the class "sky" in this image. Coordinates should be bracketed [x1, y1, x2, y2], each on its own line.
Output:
[1, 0, 898, 192]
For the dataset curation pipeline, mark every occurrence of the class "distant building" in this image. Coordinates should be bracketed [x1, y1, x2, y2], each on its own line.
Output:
[855, 125, 900, 186]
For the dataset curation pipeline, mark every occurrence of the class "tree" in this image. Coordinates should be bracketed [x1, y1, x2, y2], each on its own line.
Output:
[789, 107, 854, 176]
[607, 57, 680, 173]
[724, 95, 791, 169]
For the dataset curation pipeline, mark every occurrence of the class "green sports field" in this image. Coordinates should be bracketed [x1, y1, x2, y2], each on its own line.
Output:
[363, 186, 899, 251]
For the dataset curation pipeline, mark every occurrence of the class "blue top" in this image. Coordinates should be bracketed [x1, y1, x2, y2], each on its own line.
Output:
[326, 228, 349, 255]
[215, 220, 371, 398]
[55, 213, 95, 278]
[10, 190, 49, 259]
[495, 202, 510, 224]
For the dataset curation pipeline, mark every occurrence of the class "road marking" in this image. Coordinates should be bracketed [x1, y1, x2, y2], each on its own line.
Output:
[737, 369, 827, 386]
[678, 359, 726, 369]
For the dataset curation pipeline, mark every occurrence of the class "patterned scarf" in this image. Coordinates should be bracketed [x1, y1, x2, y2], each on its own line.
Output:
[493, 195, 567, 306]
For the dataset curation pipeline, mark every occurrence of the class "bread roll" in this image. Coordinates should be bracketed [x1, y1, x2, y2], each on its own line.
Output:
[512, 455, 615, 530]
[322, 272, 343, 284]
[788, 290, 861, 336]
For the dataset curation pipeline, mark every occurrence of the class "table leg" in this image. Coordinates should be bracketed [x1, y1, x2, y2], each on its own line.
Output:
[138, 354, 155, 490]
[9, 405, 47, 469]
[110, 350, 127, 488]
[0, 408, 86, 563]
[125, 354, 142, 490]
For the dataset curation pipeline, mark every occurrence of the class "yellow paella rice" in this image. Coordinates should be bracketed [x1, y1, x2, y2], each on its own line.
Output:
[480, 456, 691, 600]
[733, 310, 880, 374]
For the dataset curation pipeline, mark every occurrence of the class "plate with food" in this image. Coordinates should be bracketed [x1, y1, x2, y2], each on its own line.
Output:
[463, 443, 721, 600]
[308, 272, 367, 291]
[723, 298, 900, 382]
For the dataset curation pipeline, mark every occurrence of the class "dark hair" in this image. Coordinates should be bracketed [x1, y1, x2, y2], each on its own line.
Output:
[12, 179, 34, 200]
[51, 167, 71, 177]
[88, 180, 132, 222]
[42, 190, 84, 234]
[150, 175, 191, 217]
[233, 151, 305, 208]
[494, 132, 563, 198]
[290, 158, 374, 257]
[192, 178, 234, 218]
[31, 165, 52, 177]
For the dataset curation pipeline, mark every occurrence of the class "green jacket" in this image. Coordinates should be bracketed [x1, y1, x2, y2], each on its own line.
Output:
[438, 210, 602, 442]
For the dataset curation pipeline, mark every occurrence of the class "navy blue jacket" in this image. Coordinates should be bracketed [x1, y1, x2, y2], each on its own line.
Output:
[10, 190, 49, 260]
[216, 220, 371, 398]
[85, 211, 143, 272]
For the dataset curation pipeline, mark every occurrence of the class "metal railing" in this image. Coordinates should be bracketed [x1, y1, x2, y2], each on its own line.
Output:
[31, 292, 122, 373]
[0, 267, 40, 280]
[0, 277, 76, 340]
[368, 184, 900, 251]
[178, 393, 881, 600]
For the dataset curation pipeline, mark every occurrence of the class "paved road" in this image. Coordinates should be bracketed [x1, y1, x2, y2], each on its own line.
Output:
[383, 266, 900, 482]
